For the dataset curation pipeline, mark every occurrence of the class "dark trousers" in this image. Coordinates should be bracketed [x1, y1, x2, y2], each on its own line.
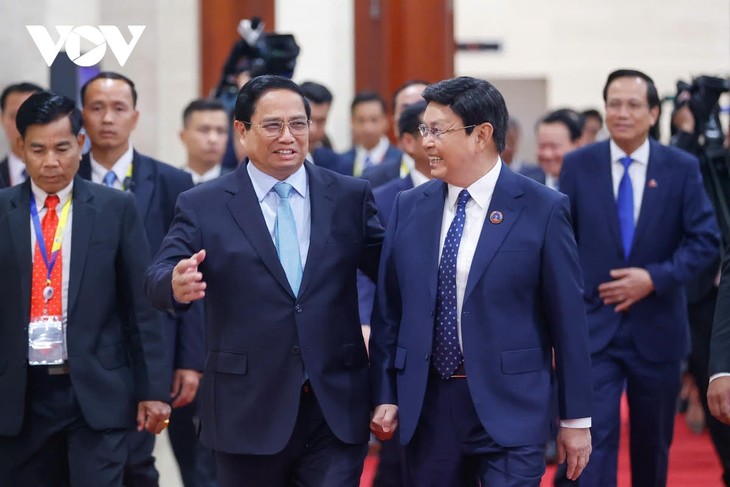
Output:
[373, 437, 406, 487]
[403, 373, 545, 487]
[576, 319, 682, 487]
[168, 400, 218, 487]
[0, 368, 128, 487]
[688, 287, 730, 486]
[123, 430, 159, 487]
[214, 385, 368, 487]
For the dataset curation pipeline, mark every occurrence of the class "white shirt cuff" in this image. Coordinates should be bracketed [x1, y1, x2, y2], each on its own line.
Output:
[710, 373, 730, 383]
[560, 417, 591, 428]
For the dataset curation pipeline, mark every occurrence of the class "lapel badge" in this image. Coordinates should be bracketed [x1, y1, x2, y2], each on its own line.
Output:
[648, 179, 658, 188]
[489, 210, 503, 224]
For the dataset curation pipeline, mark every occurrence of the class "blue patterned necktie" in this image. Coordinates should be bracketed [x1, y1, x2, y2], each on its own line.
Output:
[273, 182, 303, 296]
[103, 171, 118, 188]
[433, 189, 471, 379]
[617, 157, 634, 260]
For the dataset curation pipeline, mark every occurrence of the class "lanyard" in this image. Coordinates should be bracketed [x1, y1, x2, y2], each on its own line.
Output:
[122, 163, 134, 191]
[30, 196, 71, 284]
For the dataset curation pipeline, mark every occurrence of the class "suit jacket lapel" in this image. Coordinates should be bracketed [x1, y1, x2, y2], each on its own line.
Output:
[67, 177, 95, 315]
[131, 151, 155, 222]
[463, 165, 525, 304]
[8, 182, 33, 318]
[631, 140, 663, 255]
[416, 181, 447, 306]
[225, 165, 293, 296]
[0, 157, 10, 188]
[298, 163, 335, 299]
[596, 144, 624, 255]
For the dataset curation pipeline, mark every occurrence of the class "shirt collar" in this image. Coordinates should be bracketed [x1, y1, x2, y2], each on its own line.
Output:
[247, 162, 308, 202]
[89, 144, 135, 182]
[30, 178, 74, 209]
[8, 152, 26, 183]
[185, 164, 222, 185]
[609, 137, 650, 166]
[355, 136, 390, 163]
[446, 158, 502, 210]
[410, 167, 430, 188]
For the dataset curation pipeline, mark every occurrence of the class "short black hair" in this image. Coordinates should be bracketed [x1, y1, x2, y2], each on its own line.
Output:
[603, 69, 660, 109]
[1, 82, 44, 112]
[391, 79, 429, 113]
[351, 91, 387, 115]
[80, 71, 138, 107]
[234, 75, 311, 123]
[182, 98, 227, 126]
[16, 91, 83, 138]
[539, 108, 584, 142]
[582, 108, 603, 125]
[299, 81, 333, 105]
[398, 100, 427, 138]
[422, 76, 509, 152]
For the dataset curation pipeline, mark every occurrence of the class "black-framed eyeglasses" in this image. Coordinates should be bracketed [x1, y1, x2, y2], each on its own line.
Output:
[418, 123, 477, 139]
[243, 119, 311, 137]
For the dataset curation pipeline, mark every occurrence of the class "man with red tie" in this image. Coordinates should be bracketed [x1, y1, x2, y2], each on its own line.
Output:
[0, 91, 170, 486]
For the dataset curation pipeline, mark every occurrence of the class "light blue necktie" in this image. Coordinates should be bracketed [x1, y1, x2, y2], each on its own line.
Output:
[433, 189, 470, 379]
[103, 171, 117, 188]
[273, 182, 303, 296]
[617, 156, 634, 260]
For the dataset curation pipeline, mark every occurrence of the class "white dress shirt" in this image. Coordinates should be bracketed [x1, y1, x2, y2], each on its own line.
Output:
[184, 164, 222, 185]
[29, 180, 73, 359]
[8, 152, 28, 186]
[610, 137, 650, 223]
[247, 162, 311, 267]
[409, 167, 430, 188]
[354, 136, 390, 176]
[89, 144, 134, 190]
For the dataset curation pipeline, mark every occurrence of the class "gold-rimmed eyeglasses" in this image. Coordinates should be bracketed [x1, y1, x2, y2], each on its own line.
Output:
[243, 119, 311, 137]
[418, 124, 477, 139]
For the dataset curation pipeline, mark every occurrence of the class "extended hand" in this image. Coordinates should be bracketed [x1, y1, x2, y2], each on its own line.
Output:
[556, 427, 592, 481]
[598, 267, 654, 312]
[170, 368, 201, 408]
[370, 404, 399, 441]
[708, 376, 730, 424]
[172, 250, 207, 304]
[137, 400, 172, 434]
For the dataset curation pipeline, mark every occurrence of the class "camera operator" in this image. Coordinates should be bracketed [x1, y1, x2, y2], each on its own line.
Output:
[673, 78, 730, 486]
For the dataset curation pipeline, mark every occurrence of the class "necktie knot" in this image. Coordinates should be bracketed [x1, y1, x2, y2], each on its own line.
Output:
[274, 181, 294, 200]
[45, 195, 60, 211]
[456, 189, 471, 209]
[620, 156, 633, 171]
[103, 171, 117, 187]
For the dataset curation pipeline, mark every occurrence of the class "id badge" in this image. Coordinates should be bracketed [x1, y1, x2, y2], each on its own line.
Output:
[28, 315, 66, 365]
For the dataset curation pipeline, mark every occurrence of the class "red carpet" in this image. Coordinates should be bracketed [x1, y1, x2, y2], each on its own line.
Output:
[361, 397, 724, 486]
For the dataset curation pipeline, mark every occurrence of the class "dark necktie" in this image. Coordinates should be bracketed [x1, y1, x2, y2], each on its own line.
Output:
[617, 156, 634, 260]
[433, 189, 471, 379]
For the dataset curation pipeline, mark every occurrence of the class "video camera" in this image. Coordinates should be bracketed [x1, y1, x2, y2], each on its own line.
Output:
[214, 17, 300, 100]
[674, 75, 730, 239]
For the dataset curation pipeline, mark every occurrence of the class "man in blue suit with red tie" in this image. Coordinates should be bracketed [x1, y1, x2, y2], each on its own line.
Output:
[560, 69, 720, 486]
[369, 76, 593, 486]
[145, 75, 384, 487]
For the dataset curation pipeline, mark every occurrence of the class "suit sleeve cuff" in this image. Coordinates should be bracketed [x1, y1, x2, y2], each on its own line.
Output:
[560, 417, 591, 428]
[710, 373, 730, 383]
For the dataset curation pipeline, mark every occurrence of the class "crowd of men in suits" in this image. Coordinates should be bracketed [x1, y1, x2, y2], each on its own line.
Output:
[1, 67, 730, 487]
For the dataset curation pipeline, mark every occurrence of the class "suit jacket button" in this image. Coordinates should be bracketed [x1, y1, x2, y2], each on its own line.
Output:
[295, 304, 303, 313]
[291, 346, 300, 354]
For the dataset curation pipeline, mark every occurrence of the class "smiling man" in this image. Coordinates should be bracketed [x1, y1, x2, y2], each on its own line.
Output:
[369, 76, 593, 486]
[560, 69, 720, 486]
[145, 75, 384, 487]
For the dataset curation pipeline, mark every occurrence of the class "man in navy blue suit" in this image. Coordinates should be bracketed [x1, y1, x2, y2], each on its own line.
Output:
[560, 69, 720, 487]
[145, 75, 384, 487]
[369, 76, 593, 486]
[77, 72, 200, 487]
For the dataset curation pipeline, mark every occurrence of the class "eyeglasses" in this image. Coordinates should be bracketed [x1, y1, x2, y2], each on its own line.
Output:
[418, 124, 477, 139]
[243, 119, 311, 137]
[605, 99, 648, 113]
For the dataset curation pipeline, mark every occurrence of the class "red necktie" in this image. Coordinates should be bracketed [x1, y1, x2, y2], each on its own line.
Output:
[30, 195, 62, 319]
